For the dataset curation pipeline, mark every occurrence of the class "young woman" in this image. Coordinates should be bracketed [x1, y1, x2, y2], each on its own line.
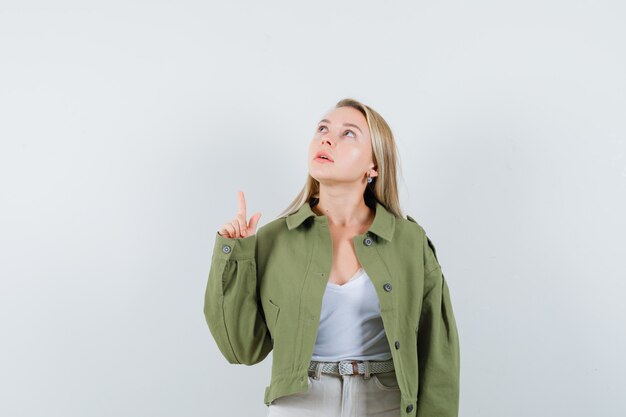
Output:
[204, 98, 460, 417]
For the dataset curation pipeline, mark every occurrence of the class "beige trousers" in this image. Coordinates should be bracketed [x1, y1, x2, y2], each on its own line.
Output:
[266, 362, 401, 417]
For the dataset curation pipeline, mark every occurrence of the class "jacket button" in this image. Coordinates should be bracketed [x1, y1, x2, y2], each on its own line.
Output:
[383, 282, 392, 292]
[221, 245, 231, 254]
[406, 403, 413, 413]
[395, 340, 400, 349]
[363, 237, 373, 246]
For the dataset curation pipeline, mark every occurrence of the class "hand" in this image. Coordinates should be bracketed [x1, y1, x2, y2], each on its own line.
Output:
[217, 190, 262, 239]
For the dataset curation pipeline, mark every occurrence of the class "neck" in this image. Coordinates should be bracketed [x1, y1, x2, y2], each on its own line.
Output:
[311, 189, 374, 228]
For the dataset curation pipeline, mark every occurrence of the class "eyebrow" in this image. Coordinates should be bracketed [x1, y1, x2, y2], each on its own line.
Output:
[318, 118, 363, 135]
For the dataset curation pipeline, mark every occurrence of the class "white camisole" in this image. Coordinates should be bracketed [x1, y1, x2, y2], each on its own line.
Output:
[311, 267, 393, 362]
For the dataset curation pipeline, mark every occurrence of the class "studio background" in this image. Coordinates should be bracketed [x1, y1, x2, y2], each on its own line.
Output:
[1, 1, 625, 416]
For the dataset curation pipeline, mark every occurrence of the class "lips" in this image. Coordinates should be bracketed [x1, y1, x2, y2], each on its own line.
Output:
[314, 150, 334, 162]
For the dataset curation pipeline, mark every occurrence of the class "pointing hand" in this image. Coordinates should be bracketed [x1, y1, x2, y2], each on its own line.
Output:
[217, 190, 262, 239]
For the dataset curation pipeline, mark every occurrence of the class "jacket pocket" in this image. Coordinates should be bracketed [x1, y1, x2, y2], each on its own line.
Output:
[264, 298, 280, 340]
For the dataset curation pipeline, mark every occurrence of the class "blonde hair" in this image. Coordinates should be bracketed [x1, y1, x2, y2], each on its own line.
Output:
[276, 98, 404, 219]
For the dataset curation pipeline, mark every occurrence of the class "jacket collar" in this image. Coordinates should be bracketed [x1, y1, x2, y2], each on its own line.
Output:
[285, 199, 396, 242]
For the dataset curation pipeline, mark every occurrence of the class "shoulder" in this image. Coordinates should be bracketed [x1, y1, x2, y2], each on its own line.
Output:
[396, 213, 426, 238]
[399, 214, 441, 272]
[256, 216, 287, 239]
[389, 214, 427, 258]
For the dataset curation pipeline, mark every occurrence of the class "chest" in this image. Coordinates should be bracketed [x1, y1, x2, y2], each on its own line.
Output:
[327, 225, 367, 286]
[257, 224, 425, 365]
[257, 224, 424, 325]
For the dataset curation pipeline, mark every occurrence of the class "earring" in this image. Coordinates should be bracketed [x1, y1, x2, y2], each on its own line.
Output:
[367, 173, 373, 183]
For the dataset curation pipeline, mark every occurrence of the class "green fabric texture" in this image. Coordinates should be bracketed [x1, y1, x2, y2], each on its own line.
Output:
[204, 199, 460, 417]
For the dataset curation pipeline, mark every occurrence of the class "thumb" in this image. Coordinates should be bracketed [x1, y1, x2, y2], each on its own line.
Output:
[248, 212, 262, 233]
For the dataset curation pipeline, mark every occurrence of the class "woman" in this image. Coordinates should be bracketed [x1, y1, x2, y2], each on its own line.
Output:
[204, 98, 460, 417]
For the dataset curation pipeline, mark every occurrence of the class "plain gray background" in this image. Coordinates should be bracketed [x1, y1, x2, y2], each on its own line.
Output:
[1, 1, 625, 416]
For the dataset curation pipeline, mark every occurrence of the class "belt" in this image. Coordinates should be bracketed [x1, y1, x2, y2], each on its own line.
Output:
[308, 358, 394, 376]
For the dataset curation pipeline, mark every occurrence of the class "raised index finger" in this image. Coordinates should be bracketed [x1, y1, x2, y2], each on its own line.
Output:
[237, 190, 247, 223]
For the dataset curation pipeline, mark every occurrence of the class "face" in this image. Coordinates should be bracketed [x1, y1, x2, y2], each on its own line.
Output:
[308, 106, 378, 186]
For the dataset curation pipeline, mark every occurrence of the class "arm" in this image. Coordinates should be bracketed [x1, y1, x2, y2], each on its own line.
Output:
[203, 231, 272, 365]
[416, 233, 461, 417]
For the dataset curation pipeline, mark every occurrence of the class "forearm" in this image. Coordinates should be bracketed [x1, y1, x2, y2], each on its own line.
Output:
[203, 232, 273, 365]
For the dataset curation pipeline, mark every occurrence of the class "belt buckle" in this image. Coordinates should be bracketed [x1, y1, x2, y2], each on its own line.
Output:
[338, 360, 360, 375]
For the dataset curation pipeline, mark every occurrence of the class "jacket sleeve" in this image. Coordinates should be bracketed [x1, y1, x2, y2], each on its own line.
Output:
[203, 231, 273, 365]
[416, 233, 461, 417]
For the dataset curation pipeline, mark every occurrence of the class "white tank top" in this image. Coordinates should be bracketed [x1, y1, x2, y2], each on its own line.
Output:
[311, 267, 393, 361]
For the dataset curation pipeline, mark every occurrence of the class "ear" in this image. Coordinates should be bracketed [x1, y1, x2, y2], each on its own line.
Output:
[369, 166, 379, 178]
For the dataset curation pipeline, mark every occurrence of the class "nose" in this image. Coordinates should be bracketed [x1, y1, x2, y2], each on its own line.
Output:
[320, 136, 333, 146]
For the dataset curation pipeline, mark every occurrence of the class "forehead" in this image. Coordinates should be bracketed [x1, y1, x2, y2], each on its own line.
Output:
[321, 106, 366, 124]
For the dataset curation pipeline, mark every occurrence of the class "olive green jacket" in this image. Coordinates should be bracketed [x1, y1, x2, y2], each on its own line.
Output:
[203, 200, 460, 417]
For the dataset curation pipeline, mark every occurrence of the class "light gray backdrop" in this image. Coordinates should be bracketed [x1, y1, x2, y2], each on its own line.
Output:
[1, 1, 625, 416]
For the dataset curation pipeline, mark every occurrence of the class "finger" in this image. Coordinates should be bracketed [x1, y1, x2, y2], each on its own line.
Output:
[236, 216, 247, 237]
[248, 212, 262, 233]
[220, 223, 235, 238]
[237, 191, 248, 236]
[230, 219, 241, 237]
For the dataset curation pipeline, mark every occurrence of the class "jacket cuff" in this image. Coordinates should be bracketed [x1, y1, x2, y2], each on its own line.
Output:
[212, 231, 256, 261]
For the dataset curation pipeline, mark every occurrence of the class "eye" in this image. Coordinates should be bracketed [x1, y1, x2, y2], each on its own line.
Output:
[316, 125, 356, 138]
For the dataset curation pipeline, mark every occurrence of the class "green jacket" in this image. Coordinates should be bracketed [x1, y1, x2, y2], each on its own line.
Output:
[203, 199, 460, 417]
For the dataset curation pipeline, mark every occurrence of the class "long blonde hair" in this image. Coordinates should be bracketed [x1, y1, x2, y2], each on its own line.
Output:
[276, 98, 404, 220]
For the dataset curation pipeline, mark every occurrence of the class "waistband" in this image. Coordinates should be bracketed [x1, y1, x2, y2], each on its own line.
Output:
[308, 358, 394, 378]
